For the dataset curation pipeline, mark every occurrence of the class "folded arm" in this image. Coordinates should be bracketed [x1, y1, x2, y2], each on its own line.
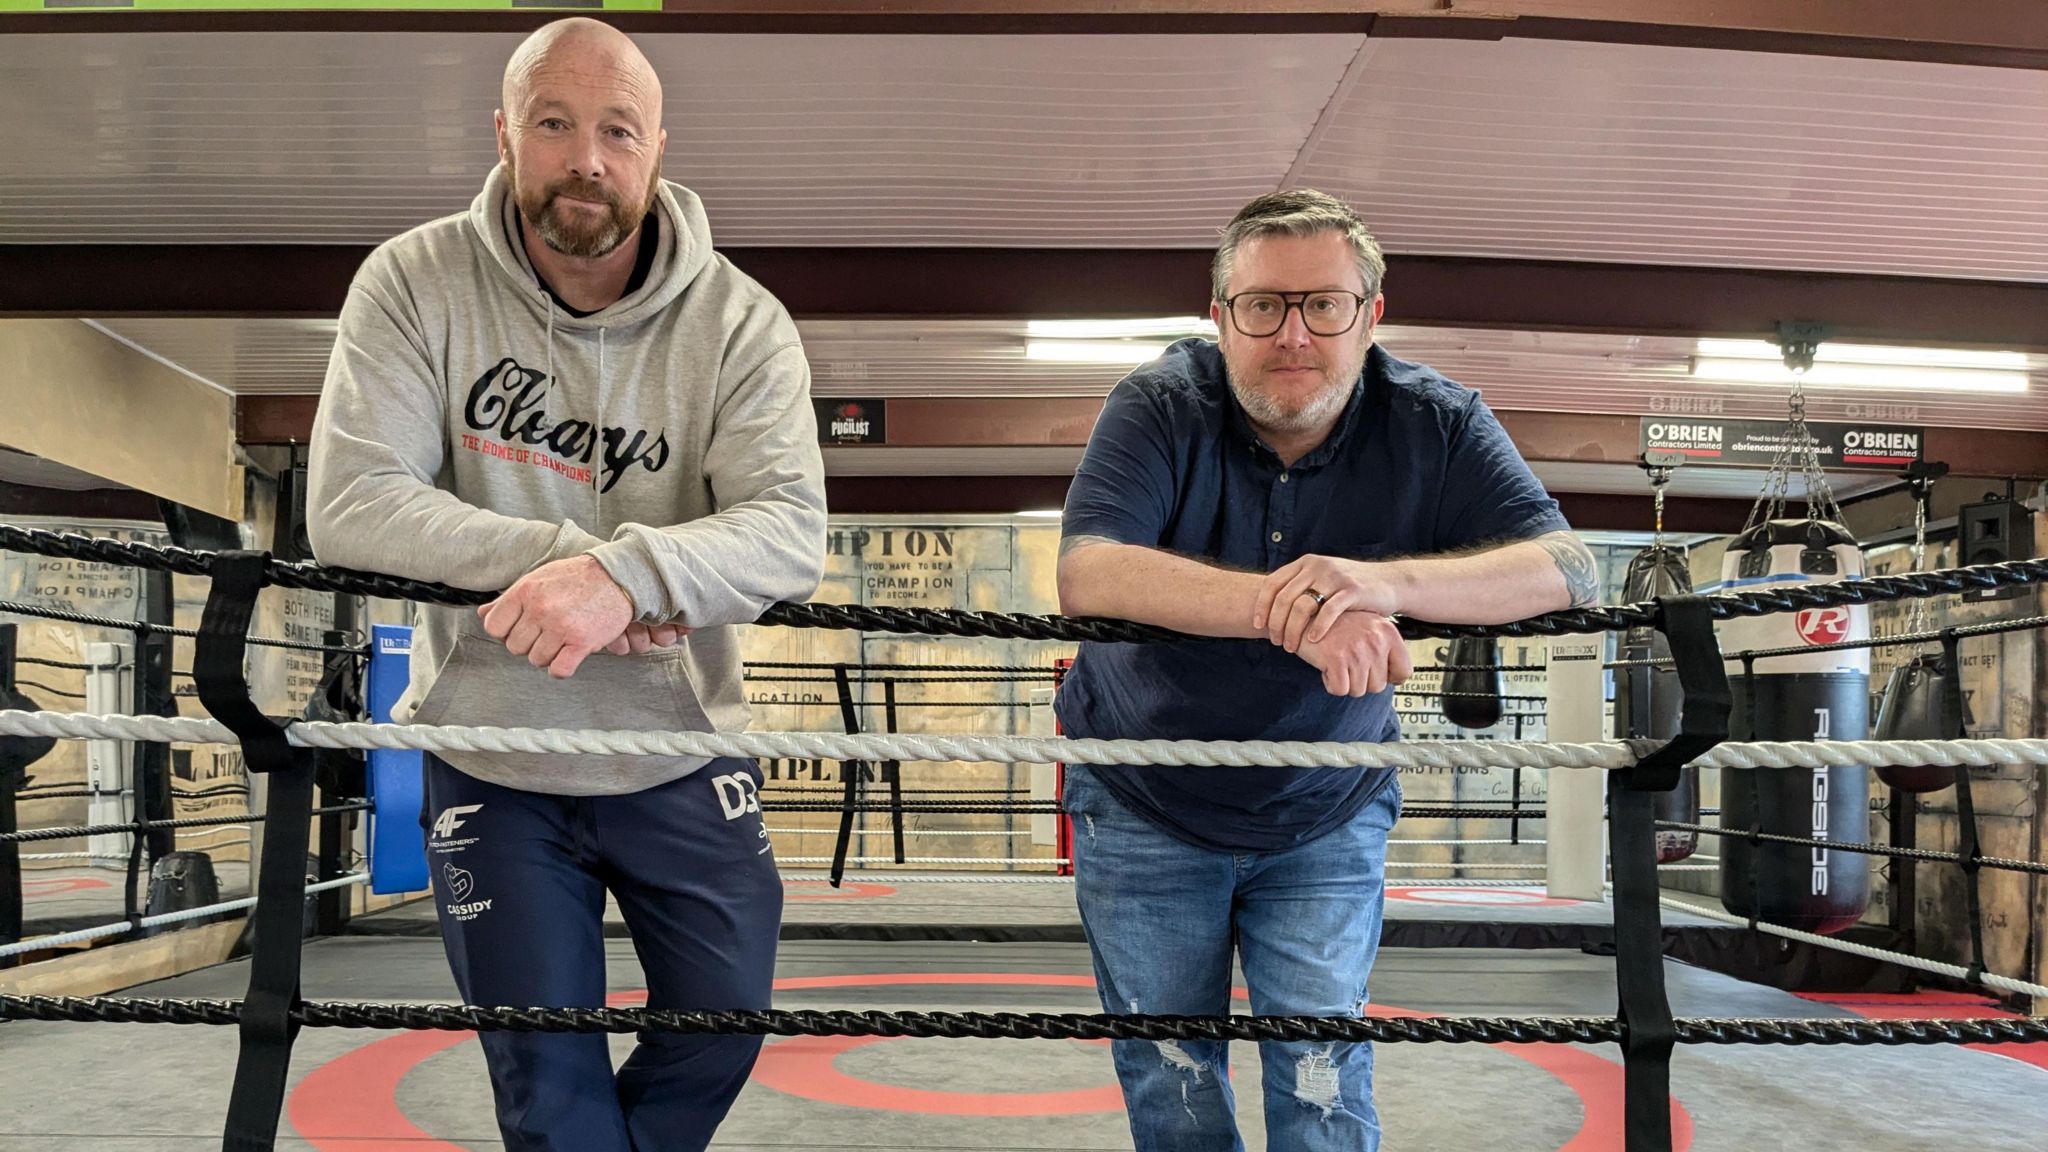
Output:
[1256, 530, 1599, 649]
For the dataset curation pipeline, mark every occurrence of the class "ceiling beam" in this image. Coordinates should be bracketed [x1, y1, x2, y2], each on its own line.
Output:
[240, 394, 2048, 483]
[5, 2, 2044, 70]
[24, 247, 2048, 348]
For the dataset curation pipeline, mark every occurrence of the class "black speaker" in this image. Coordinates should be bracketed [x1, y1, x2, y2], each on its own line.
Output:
[274, 461, 313, 563]
[1959, 492, 2035, 603]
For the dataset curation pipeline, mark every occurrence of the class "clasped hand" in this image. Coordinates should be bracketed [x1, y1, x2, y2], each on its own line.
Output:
[1253, 554, 1411, 698]
[478, 555, 688, 679]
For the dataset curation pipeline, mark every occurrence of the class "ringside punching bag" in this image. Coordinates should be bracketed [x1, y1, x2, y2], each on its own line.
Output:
[1871, 653, 1970, 793]
[1442, 636, 1504, 730]
[1718, 519, 1871, 935]
[1614, 546, 1699, 863]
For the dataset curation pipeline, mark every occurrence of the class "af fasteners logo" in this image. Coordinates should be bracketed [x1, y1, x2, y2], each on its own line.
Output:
[431, 804, 482, 841]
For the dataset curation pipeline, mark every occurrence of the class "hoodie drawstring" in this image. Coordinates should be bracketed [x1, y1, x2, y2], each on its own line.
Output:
[595, 327, 608, 493]
[542, 289, 556, 393]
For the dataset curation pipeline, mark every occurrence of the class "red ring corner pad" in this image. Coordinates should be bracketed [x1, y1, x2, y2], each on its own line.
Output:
[289, 974, 1692, 1149]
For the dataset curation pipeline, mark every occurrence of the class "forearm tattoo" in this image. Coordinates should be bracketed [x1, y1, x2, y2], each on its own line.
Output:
[1536, 532, 1601, 608]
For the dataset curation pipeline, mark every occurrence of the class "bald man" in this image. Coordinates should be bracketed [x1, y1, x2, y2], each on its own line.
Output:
[307, 18, 825, 1151]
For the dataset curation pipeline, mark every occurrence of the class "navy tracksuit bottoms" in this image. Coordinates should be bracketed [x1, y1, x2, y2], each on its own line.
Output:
[423, 755, 782, 1152]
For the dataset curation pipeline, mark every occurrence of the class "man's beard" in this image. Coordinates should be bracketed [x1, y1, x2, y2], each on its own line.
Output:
[508, 155, 659, 259]
[1225, 348, 1366, 436]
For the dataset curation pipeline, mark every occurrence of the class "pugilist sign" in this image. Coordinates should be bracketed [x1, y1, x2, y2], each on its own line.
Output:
[1639, 417, 1924, 470]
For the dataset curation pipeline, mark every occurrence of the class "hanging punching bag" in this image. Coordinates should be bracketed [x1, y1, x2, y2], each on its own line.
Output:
[1442, 636, 1504, 730]
[1717, 519, 1871, 935]
[1614, 545, 1699, 863]
[1871, 653, 1970, 793]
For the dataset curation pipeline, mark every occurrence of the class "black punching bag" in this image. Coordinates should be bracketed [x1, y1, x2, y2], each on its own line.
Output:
[1718, 519, 1871, 935]
[1442, 636, 1504, 730]
[1614, 545, 1699, 862]
[1871, 653, 1969, 793]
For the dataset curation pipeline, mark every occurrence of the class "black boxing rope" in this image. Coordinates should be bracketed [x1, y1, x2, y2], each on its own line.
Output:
[0, 804, 369, 844]
[0, 597, 362, 658]
[4, 994, 2045, 1046]
[9, 523, 2048, 643]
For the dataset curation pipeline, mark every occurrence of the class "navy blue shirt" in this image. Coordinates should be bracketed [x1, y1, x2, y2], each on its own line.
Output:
[1055, 340, 1570, 853]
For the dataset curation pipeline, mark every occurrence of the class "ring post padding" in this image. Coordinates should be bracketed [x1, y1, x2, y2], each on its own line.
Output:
[365, 626, 425, 895]
[1544, 633, 1607, 899]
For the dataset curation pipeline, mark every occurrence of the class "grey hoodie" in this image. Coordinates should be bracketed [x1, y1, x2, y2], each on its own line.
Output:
[307, 165, 826, 795]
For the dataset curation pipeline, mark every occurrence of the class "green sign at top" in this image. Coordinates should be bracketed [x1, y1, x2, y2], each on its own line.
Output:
[2, 1, 662, 12]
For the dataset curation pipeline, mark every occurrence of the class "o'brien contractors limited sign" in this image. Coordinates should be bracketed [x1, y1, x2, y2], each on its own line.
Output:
[814, 398, 887, 445]
[1639, 418, 1924, 471]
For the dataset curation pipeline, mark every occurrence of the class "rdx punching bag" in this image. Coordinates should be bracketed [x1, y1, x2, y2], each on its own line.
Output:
[1717, 519, 1871, 935]
[1613, 545, 1699, 863]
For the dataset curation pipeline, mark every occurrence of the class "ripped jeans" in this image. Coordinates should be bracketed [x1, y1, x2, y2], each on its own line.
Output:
[1065, 768, 1399, 1152]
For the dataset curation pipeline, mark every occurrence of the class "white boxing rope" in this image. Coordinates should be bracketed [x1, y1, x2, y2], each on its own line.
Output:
[780, 872, 1073, 885]
[1657, 895, 2048, 1001]
[9, 710, 2048, 774]
[1391, 838, 1546, 847]
[764, 828, 1036, 837]
[778, 856, 1067, 866]
[0, 873, 368, 960]
[1386, 862, 1545, 871]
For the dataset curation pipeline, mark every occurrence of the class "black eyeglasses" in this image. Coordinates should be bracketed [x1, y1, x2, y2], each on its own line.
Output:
[1219, 291, 1369, 338]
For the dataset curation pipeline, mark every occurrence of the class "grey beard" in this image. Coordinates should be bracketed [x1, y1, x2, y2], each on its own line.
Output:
[535, 203, 632, 259]
[1226, 360, 1359, 436]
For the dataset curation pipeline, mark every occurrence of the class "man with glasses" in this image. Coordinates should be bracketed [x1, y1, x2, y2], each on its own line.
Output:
[1055, 189, 1595, 1151]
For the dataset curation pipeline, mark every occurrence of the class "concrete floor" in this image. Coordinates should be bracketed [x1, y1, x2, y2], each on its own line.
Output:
[1, 931, 2043, 1150]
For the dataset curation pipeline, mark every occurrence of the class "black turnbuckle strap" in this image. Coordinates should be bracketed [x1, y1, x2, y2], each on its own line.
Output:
[828, 664, 867, 888]
[201, 553, 317, 1152]
[1611, 595, 1728, 1152]
[1938, 631, 1990, 987]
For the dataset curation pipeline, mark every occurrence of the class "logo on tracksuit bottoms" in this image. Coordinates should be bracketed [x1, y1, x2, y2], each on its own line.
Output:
[430, 804, 492, 919]
[443, 863, 491, 921]
[711, 772, 772, 855]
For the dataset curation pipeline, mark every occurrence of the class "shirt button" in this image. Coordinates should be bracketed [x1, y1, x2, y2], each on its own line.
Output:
[1280, 474, 1290, 484]
[1270, 531, 1283, 543]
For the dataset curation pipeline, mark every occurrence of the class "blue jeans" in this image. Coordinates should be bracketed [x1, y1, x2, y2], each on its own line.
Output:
[423, 756, 782, 1152]
[1065, 768, 1398, 1152]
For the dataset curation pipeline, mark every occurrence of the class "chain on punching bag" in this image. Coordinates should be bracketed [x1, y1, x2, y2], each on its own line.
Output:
[1717, 380, 1870, 935]
[1873, 472, 1962, 793]
[1441, 636, 1504, 730]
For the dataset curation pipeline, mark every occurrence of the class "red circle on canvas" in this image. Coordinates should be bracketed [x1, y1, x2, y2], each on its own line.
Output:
[783, 880, 897, 901]
[21, 876, 112, 897]
[1389, 885, 1579, 909]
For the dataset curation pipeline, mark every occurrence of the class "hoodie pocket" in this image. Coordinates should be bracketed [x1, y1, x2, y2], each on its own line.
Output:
[409, 624, 717, 791]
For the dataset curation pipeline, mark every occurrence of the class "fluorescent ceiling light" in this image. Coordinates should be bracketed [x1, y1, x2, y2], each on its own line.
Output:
[1689, 358, 2029, 394]
[1026, 340, 1172, 365]
[1027, 317, 1217, 339]
[1017, 509, 1064, 519]
[1693, 339, 2029, 371]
